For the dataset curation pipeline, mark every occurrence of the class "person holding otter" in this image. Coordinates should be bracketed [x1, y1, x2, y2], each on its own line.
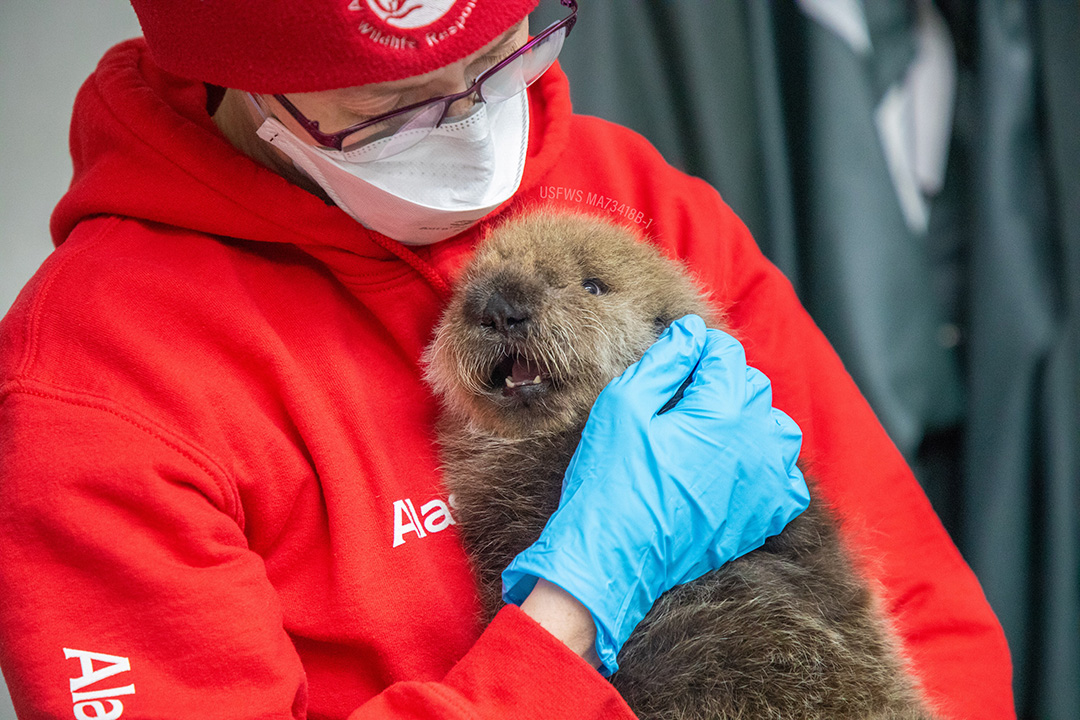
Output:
[0, 1, 1012, 718]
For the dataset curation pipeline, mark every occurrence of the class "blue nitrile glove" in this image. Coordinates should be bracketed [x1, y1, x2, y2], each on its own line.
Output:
[502, 314, 810, 675]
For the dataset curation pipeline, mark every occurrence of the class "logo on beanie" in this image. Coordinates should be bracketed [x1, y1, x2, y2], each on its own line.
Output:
[361, 0, 456, 29]
[350, 0, 480, 48]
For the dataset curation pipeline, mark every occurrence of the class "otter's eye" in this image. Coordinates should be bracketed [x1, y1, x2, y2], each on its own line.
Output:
[582, 278, 608, 296]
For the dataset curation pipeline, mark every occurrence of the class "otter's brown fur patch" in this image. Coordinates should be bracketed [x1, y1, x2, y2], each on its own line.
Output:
[424, 211, 935, 719]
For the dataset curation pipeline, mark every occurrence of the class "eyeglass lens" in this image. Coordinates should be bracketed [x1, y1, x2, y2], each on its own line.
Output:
[478, 25, 566, 103]
[339, 24, 569, 158]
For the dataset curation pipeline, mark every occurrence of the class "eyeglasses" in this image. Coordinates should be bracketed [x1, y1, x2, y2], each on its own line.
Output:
[268, 0, 577, 161]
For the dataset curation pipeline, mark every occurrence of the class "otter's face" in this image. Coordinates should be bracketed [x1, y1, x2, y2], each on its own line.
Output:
[424, 212, 712, 439]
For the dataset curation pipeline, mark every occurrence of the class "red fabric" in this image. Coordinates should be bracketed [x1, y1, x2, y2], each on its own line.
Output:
[128, 0, 540, 92]
[0, 38, 1013, 719]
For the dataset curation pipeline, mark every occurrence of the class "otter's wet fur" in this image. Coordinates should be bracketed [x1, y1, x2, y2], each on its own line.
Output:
[423, 211, 934, 719]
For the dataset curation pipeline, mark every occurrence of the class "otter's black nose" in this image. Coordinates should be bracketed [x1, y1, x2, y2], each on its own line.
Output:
[481, 290, 530, 334]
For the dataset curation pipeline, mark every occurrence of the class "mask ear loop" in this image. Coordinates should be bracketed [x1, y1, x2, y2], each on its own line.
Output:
[245, 92, 272, 122]
[247, 93, 351, 162]
[247, 93, 353, 213]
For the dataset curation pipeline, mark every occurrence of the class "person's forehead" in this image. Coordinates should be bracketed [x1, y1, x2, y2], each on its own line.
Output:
[321, 18, 528, 100]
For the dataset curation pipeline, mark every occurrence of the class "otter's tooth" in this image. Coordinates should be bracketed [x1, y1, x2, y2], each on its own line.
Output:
[504, 375, 544, 389]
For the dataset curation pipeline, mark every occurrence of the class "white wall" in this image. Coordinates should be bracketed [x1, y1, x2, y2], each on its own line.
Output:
[0, 1, 141, 314]
[0, 3, 142, 715]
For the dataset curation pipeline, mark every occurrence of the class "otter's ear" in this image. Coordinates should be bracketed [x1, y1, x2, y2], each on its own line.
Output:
[652, 316, 673, 337]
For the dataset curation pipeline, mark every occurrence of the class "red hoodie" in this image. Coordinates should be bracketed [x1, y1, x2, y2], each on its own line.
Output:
[0, 39, 1013, 719]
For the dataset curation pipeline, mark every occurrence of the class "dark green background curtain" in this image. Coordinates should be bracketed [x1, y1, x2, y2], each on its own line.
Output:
[531, 2, 1079, 718]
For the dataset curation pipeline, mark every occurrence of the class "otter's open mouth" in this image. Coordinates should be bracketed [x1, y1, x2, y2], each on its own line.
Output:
[489, 353, 552, 395]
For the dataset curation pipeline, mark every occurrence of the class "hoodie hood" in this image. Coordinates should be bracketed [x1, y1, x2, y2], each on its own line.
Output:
[50, 38, 572, 291]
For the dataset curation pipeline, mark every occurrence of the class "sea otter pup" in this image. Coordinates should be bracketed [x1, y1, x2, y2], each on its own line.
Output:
[424, 211, 934, 720]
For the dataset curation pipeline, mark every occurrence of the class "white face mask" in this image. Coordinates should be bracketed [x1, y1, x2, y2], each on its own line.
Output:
[253, 93, 530, 245]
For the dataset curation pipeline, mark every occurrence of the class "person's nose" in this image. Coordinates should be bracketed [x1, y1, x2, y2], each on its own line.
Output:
[424, 63, 479, 121]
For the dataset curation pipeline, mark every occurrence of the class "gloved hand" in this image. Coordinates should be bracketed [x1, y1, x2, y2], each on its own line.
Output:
[502, 314, 810, 675]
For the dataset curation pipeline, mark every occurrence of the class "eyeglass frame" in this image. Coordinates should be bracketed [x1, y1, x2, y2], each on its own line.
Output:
[269, 0, 578, 152]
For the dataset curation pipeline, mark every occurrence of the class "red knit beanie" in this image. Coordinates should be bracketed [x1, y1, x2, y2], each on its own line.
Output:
[128, 0, 541, 93]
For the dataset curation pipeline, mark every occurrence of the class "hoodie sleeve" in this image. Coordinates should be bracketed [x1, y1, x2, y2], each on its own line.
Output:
[0, 386, 634, 720]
